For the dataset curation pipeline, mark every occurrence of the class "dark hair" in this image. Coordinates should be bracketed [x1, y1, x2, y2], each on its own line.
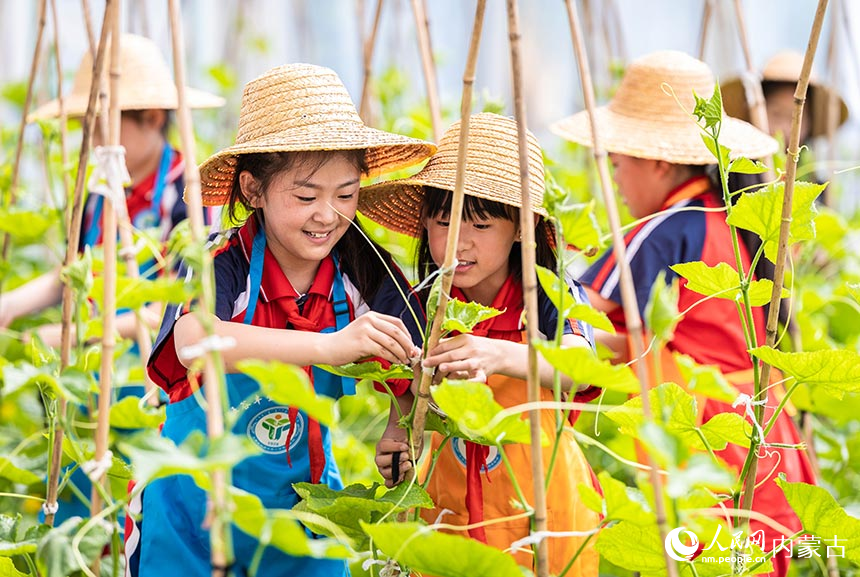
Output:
[415, 186, 556, 288]
[122, 109, 172, 138]
[227, 149, 393, 302]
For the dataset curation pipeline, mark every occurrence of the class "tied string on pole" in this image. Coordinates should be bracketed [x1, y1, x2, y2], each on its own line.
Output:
[87, 145, 131, 219]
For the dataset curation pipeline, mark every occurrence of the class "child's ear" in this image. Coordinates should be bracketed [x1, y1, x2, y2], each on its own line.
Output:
[239, 171, 263, 208]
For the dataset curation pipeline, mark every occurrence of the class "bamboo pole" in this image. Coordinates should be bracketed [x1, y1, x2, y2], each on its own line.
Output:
[0, 0, 48, 295]
[45, 0, 115, 528]
[91, 3, 122, 534]
[167, 1, 233, 574]
[358, 0, 384, 124]
[410, 0, 443, 142]
[562, 1, 678, 576]
[742, 0, 829, 515]
[49, 0, 72, 227]
[732, 0, 771, 134]
[697, 0, 712, 60]
[505, 1, 550, 574]
[410, 0, 487, 460]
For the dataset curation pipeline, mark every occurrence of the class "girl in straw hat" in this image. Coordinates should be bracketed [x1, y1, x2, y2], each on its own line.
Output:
[132, 63, 434, 577]
[552, 50, 816, 577]
[0, 33, 223, 528]
[365, 113, 601, 576]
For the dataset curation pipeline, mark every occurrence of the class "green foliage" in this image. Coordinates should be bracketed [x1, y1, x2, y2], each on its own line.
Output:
[778, 479, 860, 564]
[108, 396, 165, 429]
[543, 172, 604, 253]
[726, 181, 824, 262]
[692, 84, 724, 130]
[645, 270, 679, 343]
[535, 265, 614, 333]
[236, 360, 336, 426]
[0, 209, 60, 246]
[442, 298, 503, 334]
[750, 347, 860, 395]
[535, 340, 639, 393]
[670, 261, 788, 307]
[596, 521, 667, 576]
[316, 361, 412, 387]
[361, 521, 525, 577]
[430, 380, 532, 445]
[673, 354, 740, 404]
[293, 482, 432, 551]
[89, 276, 192, 310]
[728, 157, 769, 175]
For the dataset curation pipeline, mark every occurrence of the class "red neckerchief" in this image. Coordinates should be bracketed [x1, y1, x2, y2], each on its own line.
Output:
[450, 275, 522, 542]
[239, 217, 338, 484]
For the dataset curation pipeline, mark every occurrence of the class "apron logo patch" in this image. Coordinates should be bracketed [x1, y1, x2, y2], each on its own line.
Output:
[451, 437, 502, 473]
[247, 406, 304, 454]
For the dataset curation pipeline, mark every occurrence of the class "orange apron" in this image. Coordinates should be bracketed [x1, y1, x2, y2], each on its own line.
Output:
[420, 369, 601, 576]
[652, 346, 815, 577]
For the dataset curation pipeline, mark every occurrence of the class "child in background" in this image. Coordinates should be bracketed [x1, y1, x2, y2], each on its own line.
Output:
[365, 113, 600, 576]
[130, 64, 434, 577]
[552, 50, 816, 577]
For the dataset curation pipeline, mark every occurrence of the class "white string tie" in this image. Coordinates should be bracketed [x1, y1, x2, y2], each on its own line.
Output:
[88, 145, 130, 218]
[42, 501, 59, 515]
[179, 335, 237, 360]
[81, 450, 113, 483]
[732, 392, 767, 444]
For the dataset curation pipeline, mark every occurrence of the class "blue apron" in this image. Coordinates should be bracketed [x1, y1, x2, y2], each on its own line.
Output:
[137, 228, 352, 577]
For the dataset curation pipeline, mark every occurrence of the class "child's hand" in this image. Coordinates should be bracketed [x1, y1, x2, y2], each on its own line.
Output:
[423, 334, 505, 383]
[375, 437, 416, 488]
[327, 312, 421, 366]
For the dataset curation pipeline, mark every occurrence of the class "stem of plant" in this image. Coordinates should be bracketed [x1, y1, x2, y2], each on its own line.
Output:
[544, 224, 568, 490]
[562, 1, 678, 575]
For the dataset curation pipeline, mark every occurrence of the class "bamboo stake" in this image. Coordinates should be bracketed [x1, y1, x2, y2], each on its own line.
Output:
[167, 2, 233, 574]
[562, 2, 678, 576]
[410, 0, 486, 460]
[49, 0, 72, 278]
[81, 0, 97, 57]
[410, 0, 443, 142]
[91, 5, 122, 540]
[45, 0, 115, 528]
[697, 0, 712, 60]
[732, 0, 771, 134]
[0, 0, 48, 294]
[742, 0, 829, 515]
[358, 0, 384, 124]
[505, 1, 550, 574]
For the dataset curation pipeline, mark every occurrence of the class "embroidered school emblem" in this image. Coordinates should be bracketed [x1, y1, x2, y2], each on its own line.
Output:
[451, 437, 502, 472]
[247, 406, 304, 454]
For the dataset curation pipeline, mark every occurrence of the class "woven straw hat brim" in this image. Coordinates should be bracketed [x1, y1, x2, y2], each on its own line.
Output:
[28, 86, 225, 122]
[721, 77, 848, 139]
[358, 113, 546, 238]
[197, 127, 436, 206]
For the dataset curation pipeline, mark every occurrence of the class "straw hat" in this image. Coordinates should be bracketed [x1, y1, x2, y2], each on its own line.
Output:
[28, 34, 224, 121]
[358, 112, 546, 238]
[721, 50, 849, 138]
[551, 50, 778, 164]
[197, 63, 436, 206]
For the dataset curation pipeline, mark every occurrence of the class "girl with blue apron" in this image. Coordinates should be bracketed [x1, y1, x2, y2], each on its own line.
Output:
[137, 227, 352, 577]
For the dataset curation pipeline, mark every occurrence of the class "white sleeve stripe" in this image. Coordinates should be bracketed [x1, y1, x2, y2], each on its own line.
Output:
[600, 199, 693, 300]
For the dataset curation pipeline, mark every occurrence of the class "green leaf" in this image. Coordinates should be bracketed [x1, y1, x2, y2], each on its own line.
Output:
[777, 479, 860, 564]
[726, 181, 824, 262]
[750, 347, 860, 395]
[645, 270, 680, 343]
[60, 249, 94, 298]
[90, 276, 192, 309]
[596, 521, 667, 575]
[535, 340, 639, 393]
[118, 429, 258, 485]
[700, 134, 730, 167]
[108, 396, 166, 429]
[0, 557, 27, 577]
[36, 518, 111, 577]
[236, 360, 335, 426]
[728, 156, 769, 174]
[361, 521, 525, 577]
[543, 174, 604, 252]
[607, 382, 750, 454]
[0, 457, 41, 486]
[430, 380, 532, 445]
[0, 208, 57, 244]
[671, 261, 787, 306]
[848, 283, 860, 306]
[598, 471, 654, 525]
[664, 453, 734, 498]
[673, 354, 740, 403]
[293, 482, 433, 551]
[230, 490, 349, 559]
[316, 361, 412, 385]
[442, 299, 503, 334]
[577, 482, 605, 516]
[535, 266, 615, 334]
